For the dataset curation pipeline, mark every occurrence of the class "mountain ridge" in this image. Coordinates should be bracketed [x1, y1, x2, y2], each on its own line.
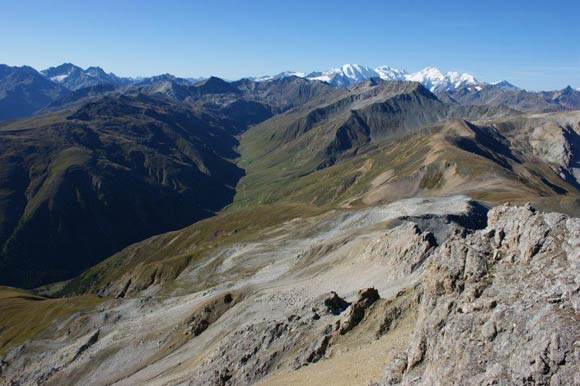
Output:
[41, 63, 131, 91]
[3, 62, 580, 123]
[256, 63, 482, 91]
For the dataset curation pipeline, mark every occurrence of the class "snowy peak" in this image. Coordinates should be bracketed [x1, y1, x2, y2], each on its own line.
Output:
[374, 66, 408, 80]
[255, 63, 483, 91]
[309, 64, 380, 87]
[253, 71, 307, 82]
[445, 71, 478, 89]
[339, 64, 377, 79]
[405, 67, 478, 92]
[406, 66, 444, 81]
[41, 63, 83, 83]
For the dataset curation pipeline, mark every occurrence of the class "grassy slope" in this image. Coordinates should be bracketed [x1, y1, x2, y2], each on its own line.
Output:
[235, 118, 580, 210]
[62, 203, 325, 296]
[232, 81, 517, 209]
[0, 286, 105, 356]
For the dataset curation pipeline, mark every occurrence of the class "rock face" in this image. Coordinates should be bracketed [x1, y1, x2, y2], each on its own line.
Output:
[338, 288, 380, 334]
[380, 204, 580, 385]
[185, 293, 239, 336]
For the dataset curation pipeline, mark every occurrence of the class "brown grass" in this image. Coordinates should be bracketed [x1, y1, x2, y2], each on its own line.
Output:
[0, 286, 105, 355]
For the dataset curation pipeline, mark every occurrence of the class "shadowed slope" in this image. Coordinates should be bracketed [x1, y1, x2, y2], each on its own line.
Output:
[0, 94, 245, 288]
[0, 65, 69, 121]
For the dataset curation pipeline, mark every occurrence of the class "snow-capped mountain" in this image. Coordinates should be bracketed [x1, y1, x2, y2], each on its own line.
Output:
[252, 71, 308, 82]
[405, 67, 479, 92]
[405, 66, 447, 90]
[255, 63, 481, 91]
[308, 64, 380, 87]
[41, 63, 79, 83]
[374, 65, 407, 81]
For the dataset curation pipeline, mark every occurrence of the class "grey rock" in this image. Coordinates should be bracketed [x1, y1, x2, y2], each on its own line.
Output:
[379, 204, 580, 386]
[381, 352, 408, 385]
[339, 288, 380, 335]
[481, 319, 497, 341]
[323, 291, 351, 315]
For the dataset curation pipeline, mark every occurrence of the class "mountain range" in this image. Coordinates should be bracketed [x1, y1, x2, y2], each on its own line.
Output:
[0, 75, 338, 288]
[1, 60, 580, 386]
[3, 62, 580, 121]
[258, 63, 482, 91]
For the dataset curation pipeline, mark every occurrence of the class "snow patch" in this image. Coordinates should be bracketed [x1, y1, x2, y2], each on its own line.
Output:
[50, 74, 69, 82]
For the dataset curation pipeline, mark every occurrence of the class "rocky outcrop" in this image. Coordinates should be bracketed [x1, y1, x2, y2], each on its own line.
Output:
[363, 222, 438, 281]
[190, 296, 335, 385]
[379, 203, 580, 385]
[323, 291, 351, 315]
[338, 288, 380, 335]
[189, 288, 385, 385]
[184, 292, 238, 337]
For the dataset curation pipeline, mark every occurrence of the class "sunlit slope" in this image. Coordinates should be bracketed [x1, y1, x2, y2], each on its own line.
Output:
[235, 80, 579, 208]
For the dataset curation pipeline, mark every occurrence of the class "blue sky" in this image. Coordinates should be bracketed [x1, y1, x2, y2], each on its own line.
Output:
[1, 0, 579, 90]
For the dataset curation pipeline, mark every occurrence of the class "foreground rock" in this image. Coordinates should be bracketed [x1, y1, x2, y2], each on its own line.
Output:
[379, 203, 580, 385]
[338, 288, 380, 335]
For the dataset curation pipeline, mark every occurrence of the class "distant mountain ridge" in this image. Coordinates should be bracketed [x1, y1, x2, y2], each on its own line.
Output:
[254, 64, 580, 112]
[7, 61, 580, 95]
[41, 63, 132, 91]
[1, 62, 580, 122]
[255, 63, 483, 91]
[0, 64, 69, 120]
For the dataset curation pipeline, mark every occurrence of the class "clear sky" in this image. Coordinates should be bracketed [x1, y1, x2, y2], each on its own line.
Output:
[1, 0, 579, 90]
